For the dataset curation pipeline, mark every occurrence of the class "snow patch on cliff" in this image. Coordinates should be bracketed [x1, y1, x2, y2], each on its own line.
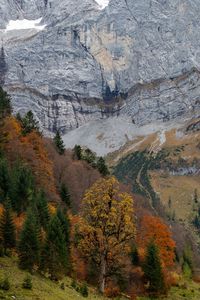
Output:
[5, 18, 46, 31]
[95, 0, 109, 9]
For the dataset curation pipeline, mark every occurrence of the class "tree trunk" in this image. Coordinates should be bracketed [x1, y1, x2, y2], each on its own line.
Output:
[99, 256, 106, 294]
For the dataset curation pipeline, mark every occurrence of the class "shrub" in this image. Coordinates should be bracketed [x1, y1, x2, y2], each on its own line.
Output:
[80, 283, 88, 297]
[193, 274, 200, 283]
[71, 279, 77, 289]
[104, 284, 120, 298]
[182, 262, 192, 279]
[164, 271, 180, 289]
[130, 295, 137, 300]
[0, 245, 4, 257]
[0, 277, 10, 291]
[129, 289, 137, 300]
[60, 282, 65, 290]
[22, 275, 32, 289]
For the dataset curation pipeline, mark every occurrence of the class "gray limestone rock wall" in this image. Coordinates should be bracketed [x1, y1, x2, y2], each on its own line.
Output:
[0, 0, 200, 133]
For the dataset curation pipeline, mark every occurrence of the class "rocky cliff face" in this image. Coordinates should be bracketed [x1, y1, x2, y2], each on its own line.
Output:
[0, 0, 200, 133]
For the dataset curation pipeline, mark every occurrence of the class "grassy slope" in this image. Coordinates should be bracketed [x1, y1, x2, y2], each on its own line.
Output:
[1, 257, 200, 299]
[139, 279, 200, 300]
[151, 172, 200, 222]
[150, 128, 200, 221]
[0, 256, 109, 300]
[112, 124, 200, 218]
[111, 122, 200, 298]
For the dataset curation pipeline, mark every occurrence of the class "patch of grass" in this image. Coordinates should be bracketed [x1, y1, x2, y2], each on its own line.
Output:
[138, 276, 200, 300]
[0, 256, 110, 300]
[151, 173, 200, 222]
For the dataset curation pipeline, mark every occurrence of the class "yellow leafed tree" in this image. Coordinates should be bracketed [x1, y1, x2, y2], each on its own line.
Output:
[77, 176, 135, 293]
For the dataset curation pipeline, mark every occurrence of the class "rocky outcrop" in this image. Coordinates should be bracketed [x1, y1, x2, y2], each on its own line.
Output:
[187, 119, 200, 132]
[0, 0, 200, 133]
[0, 47, 7, 85]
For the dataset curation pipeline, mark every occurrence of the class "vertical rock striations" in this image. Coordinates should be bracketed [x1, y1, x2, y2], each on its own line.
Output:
[0, 0, 199, 133]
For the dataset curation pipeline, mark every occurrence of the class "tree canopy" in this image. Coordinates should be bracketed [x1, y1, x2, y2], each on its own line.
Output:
[77, 176, 135, 293]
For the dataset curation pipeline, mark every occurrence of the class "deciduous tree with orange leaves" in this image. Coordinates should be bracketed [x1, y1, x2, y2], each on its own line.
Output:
[137, 215, 176, 268]
[0, 117, 56, 198]
[77, 176, 135, 294]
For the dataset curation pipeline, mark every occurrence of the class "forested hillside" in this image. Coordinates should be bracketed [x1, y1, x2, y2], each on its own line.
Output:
[0, 88, 199, 299]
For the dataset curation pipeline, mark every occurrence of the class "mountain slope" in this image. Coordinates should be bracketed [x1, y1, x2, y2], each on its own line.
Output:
[0, 256, 109, 300]
[112, 119, 200, 266]
[0, 0, 200, 135]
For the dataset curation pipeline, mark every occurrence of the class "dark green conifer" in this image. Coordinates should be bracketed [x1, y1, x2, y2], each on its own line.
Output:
[54, 131, 65, 155]
[0, 201, 16, 254]
[131, 245, 139, 266]
[0, 87, 12, 119]
[84, 148, 96, 165]
[194, 189, 198, 204]
[18, 111, 40, 135]
[9, 163, 34, 213]
[0, 158, 10, 200]
[193, 215, 200, 229]
[60, 183, 71, 207]
[40, 215, 67, 280]
[56, 208, 70, 254]
[97, 157, 109, 176]
[35, 190, 50, 230]
[168, 196, 172, 208]
[73, 145, 82, 160]
[18, 210, 40, 271]
[143, 242, 164, 294]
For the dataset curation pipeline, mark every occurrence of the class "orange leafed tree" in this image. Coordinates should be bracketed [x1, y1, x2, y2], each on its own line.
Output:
[77, 176, 135, 293]
[1, 117, 56, 197]
[70, 214, 87, 281]
[13, 213, 26, 237]
[21, 131, 56, 194]
[0, 204, 3, 217]
[137, 215, 176, 268]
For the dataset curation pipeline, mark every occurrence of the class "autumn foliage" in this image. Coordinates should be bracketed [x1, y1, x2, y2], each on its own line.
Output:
[77, 177, 135, 293]
[0, 117, 56, 197]
[104, 282, 120, 298]
[137, 215, 176, 268]
[0, 87, 179, 298]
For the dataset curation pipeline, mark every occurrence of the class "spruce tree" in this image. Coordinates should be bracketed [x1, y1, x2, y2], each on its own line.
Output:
[35, 190, 50, 230]
[9, 163, 34, 213]
[194, 189, 198, 204]
[19, 111, 40, 135]
[60, 183, 71, 207]
[168, 196, 172, 208]
[0, 87, 12, 119]
[97, 157, 109, 176]
[54, 131, 65, 155]
[0, 158, 10, 200]
[84, 148, 96, 165]
[73, 145, 82, 160]
[18, 210, 40, 272]
[143, 242, 164, 294]
[0, 202, 16, 254]
[40, 215, 67, 280]
[193, 215, 200, 229]
[131, 245, 139, 266]
[56, 208, 70, 255]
